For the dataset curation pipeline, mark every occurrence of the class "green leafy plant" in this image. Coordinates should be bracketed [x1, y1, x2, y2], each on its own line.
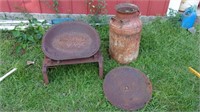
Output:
[11, 18, 49, 54]
[52, 0, 59, 14]
[167, 8, 182, 27]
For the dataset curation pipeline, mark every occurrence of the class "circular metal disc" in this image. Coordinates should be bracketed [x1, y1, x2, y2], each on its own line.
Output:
[103, 66, 152, 110]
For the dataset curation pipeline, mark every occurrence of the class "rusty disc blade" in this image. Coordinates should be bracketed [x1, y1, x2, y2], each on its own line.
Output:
[42, 21, 100, 60]
[103, 66, 152, 110]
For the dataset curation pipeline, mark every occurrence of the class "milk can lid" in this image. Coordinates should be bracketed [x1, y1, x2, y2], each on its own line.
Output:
[115, 3, 139, 14]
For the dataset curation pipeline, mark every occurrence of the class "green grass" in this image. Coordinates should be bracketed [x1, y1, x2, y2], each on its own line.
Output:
[0, 19, 200, 111]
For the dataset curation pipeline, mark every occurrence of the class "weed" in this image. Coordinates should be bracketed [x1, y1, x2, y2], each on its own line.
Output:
[10, 17, 49, 54]
[86, 0, 107, 24]
[167, 8, 182, 27]
[42, 0, 60, 17]
[52, 0, 59, 14]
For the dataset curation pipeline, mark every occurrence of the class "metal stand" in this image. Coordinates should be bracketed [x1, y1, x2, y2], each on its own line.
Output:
[42, 51, 103, 84]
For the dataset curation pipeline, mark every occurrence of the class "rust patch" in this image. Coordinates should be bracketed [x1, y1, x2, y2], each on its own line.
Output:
[42, 21, 100, 60]
[109, 31, 140, 64]
[52, 32, 92, 52]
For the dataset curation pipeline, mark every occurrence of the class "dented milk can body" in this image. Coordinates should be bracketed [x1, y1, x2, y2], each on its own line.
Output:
[109, 3, 142, 64]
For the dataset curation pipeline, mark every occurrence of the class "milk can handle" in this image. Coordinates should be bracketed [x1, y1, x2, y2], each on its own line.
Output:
[111, 17, 127, 28]
[111, 17, 129, 23]
[135, 8, 141, 16]
[111, 17, 122, 23]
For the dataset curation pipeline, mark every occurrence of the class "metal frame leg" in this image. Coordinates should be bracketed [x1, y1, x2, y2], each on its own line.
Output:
[98, 54, 103, 79]
[42, 64, 49, 85]
[42, 50, 103, 84]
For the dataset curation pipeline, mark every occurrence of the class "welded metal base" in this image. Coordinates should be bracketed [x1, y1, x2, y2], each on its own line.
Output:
[42, 51, 103, 84]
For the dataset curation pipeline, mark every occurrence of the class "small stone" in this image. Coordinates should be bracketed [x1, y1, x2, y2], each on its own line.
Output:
[0, 60, 3, 64]
[188, 27, 196, 34]
[27, 61, 35, 65]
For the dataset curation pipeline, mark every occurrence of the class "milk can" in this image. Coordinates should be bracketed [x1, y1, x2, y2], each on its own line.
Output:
[109, 3, 142, 64]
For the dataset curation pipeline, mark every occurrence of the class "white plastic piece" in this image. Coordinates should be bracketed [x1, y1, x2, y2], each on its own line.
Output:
[0, 20, 45, 24]
[0, 19, 51, 30]
[0, 68, 17, 82]
[197, 8, 200, 16]
[0, 26, 16, 30]
[188, 27, 197, 34]
[0, 25, 29, 30]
